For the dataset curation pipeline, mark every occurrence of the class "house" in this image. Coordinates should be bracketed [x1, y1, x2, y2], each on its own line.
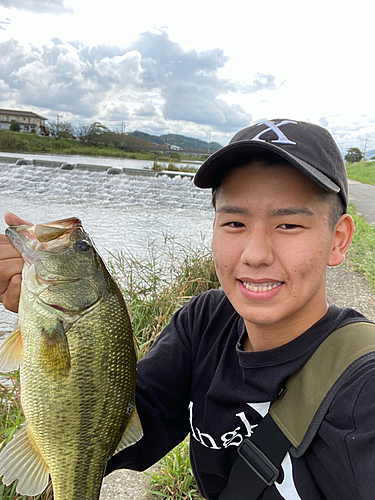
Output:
[0, 109, 48, 135]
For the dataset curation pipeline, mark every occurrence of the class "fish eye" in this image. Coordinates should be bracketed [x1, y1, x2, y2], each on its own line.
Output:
[75, 240, 91, 252]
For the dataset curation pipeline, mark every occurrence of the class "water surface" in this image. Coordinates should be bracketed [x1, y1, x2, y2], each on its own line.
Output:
[0, 159, 214, 330]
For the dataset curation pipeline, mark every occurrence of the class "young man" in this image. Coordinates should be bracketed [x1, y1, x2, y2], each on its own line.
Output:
[1, 119, 374, 500]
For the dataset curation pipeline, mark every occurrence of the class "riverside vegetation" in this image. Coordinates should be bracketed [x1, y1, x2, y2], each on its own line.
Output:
[0, 130, 208, 167]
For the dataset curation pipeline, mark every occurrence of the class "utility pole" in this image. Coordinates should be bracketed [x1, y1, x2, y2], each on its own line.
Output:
[364, 139, 368, 160]
[56, 114, 62, 139]
[207, 133, 211, 154]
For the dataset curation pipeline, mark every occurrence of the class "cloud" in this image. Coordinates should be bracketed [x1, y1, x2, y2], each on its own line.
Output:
[135, 102, 158, 118]
[0, 17, 11, 30]
[0, 31, 280, 134]
[0, 0, 72, 13]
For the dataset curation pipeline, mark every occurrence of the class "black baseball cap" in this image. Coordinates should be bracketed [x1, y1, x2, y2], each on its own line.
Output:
[194, 119, 348, 210]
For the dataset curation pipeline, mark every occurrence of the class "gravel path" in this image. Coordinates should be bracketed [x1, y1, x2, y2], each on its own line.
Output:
[101, 263, 375, 499]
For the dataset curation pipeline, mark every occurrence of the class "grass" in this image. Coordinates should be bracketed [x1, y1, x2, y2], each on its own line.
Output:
[346, 160, 375, 185]
[107, 237, 220, 355]
[346, 202, 375, 290]
[0, 130, 207, 164]
[146, 439, 203, 499]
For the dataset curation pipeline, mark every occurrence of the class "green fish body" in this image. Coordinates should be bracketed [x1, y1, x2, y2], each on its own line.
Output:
[0, 217, 142, 499]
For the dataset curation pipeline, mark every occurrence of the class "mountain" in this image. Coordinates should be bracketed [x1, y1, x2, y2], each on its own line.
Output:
[131, 130, 222, 152]
[366, 149, 375, 160]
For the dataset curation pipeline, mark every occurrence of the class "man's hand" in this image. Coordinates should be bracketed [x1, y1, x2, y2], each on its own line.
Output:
[0, 212, 31, 313]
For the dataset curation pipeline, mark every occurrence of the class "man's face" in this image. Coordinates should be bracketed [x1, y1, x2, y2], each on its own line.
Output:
[212, 162, 338, 346]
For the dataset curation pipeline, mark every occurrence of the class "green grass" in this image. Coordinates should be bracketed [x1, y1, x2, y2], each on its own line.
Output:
[146, 439, 203, 499]
[0, 130, 207, 164]
[346, 202, 375, 290]
[108, 237, 220, 356]
[346, 161, 375, 185]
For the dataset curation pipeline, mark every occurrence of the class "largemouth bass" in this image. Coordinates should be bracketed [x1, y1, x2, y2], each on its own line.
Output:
[0, 217, 143, 499]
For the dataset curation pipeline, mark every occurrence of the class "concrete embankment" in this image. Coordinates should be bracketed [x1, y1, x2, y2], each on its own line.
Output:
[0, 155, 196, 180]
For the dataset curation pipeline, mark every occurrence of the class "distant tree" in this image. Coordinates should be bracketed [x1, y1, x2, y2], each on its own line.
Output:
[49, 120, 75, 140]
[76, 124, 91, 143]
[9, 120, 21, 132]
[345, 147, 363, 163]
[77, 122, 110, 146]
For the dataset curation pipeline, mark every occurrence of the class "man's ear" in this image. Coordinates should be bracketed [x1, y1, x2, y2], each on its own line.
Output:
[328, 214, 355, 267]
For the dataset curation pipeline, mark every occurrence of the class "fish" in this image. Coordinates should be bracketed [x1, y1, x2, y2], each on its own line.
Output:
[0, 217, 143, 499]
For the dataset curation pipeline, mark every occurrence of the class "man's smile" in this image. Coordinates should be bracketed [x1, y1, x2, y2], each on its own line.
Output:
[240, 280, 283, 292]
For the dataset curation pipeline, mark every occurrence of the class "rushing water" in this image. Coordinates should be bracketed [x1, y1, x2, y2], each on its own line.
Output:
[0, 158, 214, 330]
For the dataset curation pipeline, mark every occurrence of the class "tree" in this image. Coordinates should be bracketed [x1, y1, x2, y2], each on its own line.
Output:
[76, 122, 110, 146]
[48, 120, 76, 140]
[9, 120, 21, 132]
[345, 147, 363, 163]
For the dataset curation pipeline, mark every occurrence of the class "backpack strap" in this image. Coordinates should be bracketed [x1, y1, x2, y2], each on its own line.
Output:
[219, 321, 375, 500]
[270, 321, 375, 456]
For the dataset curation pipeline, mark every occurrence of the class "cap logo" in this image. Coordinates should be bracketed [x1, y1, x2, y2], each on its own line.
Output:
[252, 120, 297, 145]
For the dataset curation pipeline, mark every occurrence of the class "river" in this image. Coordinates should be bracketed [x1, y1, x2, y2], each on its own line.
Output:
[0, 155, 214, 330]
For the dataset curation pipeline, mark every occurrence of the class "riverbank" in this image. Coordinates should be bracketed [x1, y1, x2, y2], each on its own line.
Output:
[0, 130, 208, 163]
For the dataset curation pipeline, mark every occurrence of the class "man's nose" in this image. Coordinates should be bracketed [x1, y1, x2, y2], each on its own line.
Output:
[240, 228, 274, 267]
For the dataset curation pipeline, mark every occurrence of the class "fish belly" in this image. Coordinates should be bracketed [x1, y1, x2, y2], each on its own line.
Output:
[20, 295, 136, 500]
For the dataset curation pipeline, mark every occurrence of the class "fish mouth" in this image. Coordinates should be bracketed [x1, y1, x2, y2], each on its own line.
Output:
[6, 217, 82, 259]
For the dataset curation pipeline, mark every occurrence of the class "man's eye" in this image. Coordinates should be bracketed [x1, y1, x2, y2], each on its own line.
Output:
[278, 223, 299, 229]
[226, 222, 245, 228]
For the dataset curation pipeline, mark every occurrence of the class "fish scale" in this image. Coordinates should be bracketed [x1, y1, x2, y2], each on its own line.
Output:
[0, 217, 143, 499]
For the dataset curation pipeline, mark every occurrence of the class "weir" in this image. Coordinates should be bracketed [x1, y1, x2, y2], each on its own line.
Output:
[0, 155, 196, 179]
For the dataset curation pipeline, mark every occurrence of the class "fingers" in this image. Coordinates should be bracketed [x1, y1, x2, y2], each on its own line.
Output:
[0, 273, 22, 313]
[0, 233, 24, 314]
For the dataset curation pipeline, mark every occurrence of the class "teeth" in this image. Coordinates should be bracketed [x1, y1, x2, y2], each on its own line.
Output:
[242, 281, 282, 292]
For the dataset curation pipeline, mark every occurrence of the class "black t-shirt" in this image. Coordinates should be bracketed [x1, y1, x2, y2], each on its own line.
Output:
[106, 289, 375, 500]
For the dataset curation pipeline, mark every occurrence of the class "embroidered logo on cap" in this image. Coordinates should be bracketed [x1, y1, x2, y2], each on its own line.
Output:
[252, 120, 297, 145]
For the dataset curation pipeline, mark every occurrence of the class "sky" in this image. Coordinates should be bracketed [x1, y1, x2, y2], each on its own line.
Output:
[0, 0, 374, 154]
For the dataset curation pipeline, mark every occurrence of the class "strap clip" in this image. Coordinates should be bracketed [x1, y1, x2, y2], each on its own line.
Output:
[237, 439, 280, 486]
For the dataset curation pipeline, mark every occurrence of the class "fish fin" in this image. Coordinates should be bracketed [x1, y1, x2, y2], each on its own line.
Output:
[0, 424, 50, 496]
[114, 406, 144, 455]
[41, 319, 71, 376]
[0, 327, 23, 372]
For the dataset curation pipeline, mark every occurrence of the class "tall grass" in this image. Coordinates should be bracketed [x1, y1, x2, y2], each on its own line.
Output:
[108, 237, 220, 355]
[146, 439, 203, 499]
[346, 202, 375, 290]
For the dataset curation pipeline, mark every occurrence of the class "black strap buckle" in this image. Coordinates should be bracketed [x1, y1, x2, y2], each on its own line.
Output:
[238, 439, 280, 486]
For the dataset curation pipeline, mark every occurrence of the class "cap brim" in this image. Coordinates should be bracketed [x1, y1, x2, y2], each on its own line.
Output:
[194, 141, 340, 193]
